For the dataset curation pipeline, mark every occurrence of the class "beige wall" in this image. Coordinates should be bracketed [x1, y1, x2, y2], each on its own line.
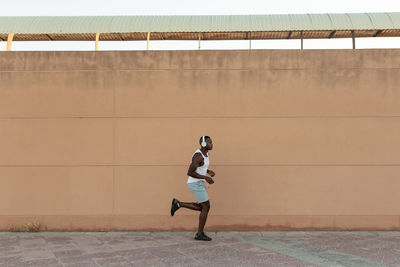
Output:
[1, 49, 400, 231]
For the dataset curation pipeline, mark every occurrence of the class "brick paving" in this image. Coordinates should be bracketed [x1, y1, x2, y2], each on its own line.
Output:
[0, 231, 399, 266]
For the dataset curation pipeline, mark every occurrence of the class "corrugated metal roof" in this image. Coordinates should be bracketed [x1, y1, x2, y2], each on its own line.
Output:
[0, 13, 399, 34]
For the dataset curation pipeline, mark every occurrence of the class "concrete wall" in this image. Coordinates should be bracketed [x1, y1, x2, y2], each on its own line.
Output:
[1, 49, 400, 231]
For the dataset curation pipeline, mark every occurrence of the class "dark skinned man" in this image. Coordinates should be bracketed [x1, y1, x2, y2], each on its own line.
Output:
[170, 136, 215, 241]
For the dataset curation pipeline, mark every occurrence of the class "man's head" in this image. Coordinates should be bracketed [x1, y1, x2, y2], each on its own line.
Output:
[199, 136, 213, 150]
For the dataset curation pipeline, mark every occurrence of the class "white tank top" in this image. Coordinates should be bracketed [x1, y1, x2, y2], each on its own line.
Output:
[187, 149, 209, 184]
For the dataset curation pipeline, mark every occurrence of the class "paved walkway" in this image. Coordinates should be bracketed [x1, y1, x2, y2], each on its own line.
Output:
[0, 231, 399, 266]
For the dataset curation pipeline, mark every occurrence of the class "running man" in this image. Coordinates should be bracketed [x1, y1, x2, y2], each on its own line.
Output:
[170, 136, 215, 241]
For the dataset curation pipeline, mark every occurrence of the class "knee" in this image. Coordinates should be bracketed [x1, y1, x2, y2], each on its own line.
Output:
[201, 201, 210, 212]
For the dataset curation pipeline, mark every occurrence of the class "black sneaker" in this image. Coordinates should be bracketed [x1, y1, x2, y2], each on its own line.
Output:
[194, 232, 212, 241]
[170, 198, 180, 216]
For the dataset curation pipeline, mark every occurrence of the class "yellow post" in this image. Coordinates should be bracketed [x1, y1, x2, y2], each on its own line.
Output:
[147, 32, 150, 50]
[7, 33, 14, 51]
[198, 33, 201, 50]
[95, 33, 100, 51]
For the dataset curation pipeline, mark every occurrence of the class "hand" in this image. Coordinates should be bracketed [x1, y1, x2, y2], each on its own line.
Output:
[205, 177, 214, 184]
[208, 170, 215, 177]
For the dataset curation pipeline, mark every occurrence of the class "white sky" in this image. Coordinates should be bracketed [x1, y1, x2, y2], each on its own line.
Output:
[1, 0, 400, 51]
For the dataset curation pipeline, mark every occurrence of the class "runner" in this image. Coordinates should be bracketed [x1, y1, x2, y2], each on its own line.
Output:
[170, 136, 215, 241]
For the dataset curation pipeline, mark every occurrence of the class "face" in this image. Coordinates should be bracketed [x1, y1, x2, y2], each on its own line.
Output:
[205, 138, 213, 150]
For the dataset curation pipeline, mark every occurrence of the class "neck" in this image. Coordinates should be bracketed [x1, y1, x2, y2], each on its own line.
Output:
[200, 147, 208, 155]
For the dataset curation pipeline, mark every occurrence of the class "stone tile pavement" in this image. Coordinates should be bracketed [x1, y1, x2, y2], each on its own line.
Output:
[1, 231, 400, 266]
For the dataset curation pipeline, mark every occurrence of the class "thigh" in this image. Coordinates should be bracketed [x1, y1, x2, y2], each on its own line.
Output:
[199, 200, 210, 208]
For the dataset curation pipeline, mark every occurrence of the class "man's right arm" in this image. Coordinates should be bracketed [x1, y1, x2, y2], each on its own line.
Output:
[187, 153, 214, 184]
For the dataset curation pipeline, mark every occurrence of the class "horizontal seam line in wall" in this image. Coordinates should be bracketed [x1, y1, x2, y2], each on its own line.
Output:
[0, 67, 400, 72]
[1, 215, 398, 217]
[1, 164, 400, 167]
[2, 116, 400, 119]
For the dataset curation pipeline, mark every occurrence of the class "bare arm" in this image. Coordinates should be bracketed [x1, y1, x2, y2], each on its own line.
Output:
[187, 153, 214, 184]
[207, 169, 215, 177]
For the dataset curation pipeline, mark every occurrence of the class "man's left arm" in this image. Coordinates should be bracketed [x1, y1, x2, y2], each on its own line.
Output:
[207, 169, 215, 177]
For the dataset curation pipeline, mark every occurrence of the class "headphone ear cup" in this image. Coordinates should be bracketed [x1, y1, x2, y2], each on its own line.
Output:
[201, 136, 206, 147]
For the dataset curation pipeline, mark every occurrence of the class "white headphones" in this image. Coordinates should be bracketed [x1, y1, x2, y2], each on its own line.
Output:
[201, 136, 207, 147]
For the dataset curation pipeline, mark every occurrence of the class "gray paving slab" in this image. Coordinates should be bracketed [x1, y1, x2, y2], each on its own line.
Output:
[0, 231, 400, 266]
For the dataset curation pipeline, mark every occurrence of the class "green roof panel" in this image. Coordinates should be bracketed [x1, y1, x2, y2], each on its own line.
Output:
[0, 13, 399, 34]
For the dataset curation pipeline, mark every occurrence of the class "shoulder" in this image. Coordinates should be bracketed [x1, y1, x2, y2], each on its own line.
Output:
[191, 152, 203, 162]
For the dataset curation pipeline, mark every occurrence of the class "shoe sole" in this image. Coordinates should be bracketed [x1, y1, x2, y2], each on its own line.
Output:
[171, 198, 178, 216]
[194, 235, 212, 241]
